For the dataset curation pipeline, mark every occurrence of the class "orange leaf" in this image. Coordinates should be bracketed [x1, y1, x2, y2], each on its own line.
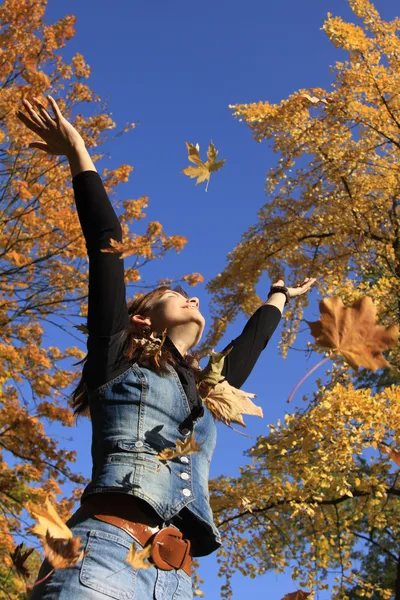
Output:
[43, 532, 84, 569]
[306, 296, 398, 371]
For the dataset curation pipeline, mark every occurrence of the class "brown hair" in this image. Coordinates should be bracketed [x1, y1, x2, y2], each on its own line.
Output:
[70, 286, 200, 417]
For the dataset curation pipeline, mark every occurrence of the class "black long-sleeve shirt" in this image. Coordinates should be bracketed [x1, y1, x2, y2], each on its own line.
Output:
[72, 170, 281, 412]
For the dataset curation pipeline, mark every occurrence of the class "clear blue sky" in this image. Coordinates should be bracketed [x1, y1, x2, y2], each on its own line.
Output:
[33, 0, 399, 598]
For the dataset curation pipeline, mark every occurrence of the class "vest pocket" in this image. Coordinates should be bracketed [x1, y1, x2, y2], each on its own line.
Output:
[80, 529, 136, 599]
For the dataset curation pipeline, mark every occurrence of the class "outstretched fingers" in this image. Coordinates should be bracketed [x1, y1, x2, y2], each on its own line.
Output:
[32, 97, 56, 129]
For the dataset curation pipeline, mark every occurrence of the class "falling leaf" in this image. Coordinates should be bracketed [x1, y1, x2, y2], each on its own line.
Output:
[299, 93, 331, 105]
[306, 296, 398, 371]
[281, 591, 313, 600]
[10, 543, 34, 579]
[126, 542, 153, 569]
[157, 434, 201, 461]
[43, 531, 84, 569]
[73, 323, 89, 335]
[27, 497, 73, 540]
[27, 496, 84, 569]
[196, 349, 232, 390]
[182, 141, 226, 191]
[379, 445, 400, 467]
[204, 379, 261, 427]
[239, 496, 253, 513]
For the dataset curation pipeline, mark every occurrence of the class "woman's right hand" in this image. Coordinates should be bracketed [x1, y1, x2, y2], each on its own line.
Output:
[16, 96, 85, 156]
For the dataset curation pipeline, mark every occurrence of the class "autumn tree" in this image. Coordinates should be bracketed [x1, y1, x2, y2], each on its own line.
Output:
[0, 0, 200, 594]
[203, 0, 400, 598]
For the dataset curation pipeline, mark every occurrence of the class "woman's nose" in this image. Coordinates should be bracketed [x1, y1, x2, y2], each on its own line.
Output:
[189, 297, 200, 308]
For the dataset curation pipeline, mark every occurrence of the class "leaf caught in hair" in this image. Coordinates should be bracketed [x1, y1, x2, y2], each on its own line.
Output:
[27, 497, 84, 569]
[157, 434, 201, 461]
[182, 141, 226, 191]
[306, 296, 398, 371]
[281, 592, 313, 600]
[126, 542, 154, 569]
[10, 543, 34, 579]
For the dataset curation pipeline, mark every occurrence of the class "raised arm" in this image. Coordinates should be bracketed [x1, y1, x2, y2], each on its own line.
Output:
[221, 277, 316, 388]
[16, 96, 129, 338]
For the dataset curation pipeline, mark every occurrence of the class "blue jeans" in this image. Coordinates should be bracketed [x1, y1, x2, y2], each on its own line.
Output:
[29, 510, 193, 599]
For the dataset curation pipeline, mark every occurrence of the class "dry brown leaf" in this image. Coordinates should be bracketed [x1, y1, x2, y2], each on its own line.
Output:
[157, 434, 201, 461]
[10, 543, 34, 579]
[126, 542, 154, 569]
[281, 591, 313, 600]
[204, 379, 262, 427]
[306, 296, 398, 371]
[27, 496, 72, 540]
[43, 531, 84, 569]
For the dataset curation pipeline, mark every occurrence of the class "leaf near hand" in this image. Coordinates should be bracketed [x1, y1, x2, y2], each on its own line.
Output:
[157, 434, 201, 461]
[306, 296, 398, 371]
[182, 141, 225, 191]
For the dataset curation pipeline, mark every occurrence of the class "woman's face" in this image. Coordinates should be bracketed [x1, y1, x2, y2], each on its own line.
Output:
[149, 290, 205, 339]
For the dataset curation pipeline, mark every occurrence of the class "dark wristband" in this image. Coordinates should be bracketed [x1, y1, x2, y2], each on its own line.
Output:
[267, 285, 290, 306]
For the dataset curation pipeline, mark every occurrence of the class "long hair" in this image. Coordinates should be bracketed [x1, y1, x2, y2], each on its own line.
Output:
[69, 286, 199, 417]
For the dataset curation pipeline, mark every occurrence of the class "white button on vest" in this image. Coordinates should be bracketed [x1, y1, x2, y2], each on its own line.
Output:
[181, 428, 191, 436]
[182, 488, 191, 496]
[134, 441, 144, 448]
[180, 472, 189, 480]
[180, 456, 189, 464]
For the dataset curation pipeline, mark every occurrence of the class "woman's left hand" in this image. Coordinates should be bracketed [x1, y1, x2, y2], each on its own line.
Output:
[273, 277, 317, 298]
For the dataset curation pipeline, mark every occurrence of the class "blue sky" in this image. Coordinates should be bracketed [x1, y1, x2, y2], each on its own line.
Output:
[29, 0, 399, 597]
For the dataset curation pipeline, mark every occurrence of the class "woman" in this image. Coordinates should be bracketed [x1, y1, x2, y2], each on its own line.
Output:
[17, 96, 316, 600]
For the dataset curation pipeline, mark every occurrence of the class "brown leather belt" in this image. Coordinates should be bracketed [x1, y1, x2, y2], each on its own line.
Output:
[77, 494, 192, 577]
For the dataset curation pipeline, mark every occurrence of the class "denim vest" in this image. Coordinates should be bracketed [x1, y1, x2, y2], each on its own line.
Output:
[81, 363, 221, 556]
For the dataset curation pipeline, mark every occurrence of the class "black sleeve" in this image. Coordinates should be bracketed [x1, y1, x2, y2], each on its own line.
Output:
[220, 305, 281, 389]
[72, 170, 129, 338]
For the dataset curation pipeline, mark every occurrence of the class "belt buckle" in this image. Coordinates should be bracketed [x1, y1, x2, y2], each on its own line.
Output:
[151, 526, 190, 571]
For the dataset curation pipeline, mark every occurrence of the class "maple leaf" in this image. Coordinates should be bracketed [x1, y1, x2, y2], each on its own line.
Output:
[182, 141, 225, 191]
[281, 592, 313, 600]
[27, 497, 84, 569]
[10, 543, 34, 579]
[157, 434, 201, 461]
[126, 542, 153, 569]
[203, 379, 262, 427]
[196, 349, 232, 389]
[306, 296, 398, 371]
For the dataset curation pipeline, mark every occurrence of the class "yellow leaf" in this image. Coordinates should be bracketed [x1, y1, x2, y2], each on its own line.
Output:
[126, 542, 153, 569]
[27, 497, 72, 540]
[182, 141, 225, 191]
[157, 433, 201, 461]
